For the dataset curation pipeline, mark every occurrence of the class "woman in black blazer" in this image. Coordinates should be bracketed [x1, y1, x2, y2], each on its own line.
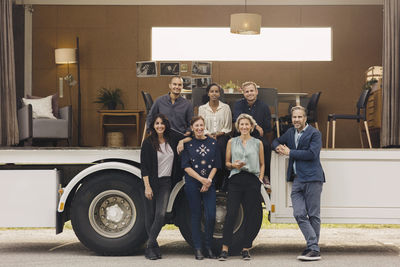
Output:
[140, 113, 184, 260]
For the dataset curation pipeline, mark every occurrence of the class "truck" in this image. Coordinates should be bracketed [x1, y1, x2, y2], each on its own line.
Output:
[1, 148, 399, 255]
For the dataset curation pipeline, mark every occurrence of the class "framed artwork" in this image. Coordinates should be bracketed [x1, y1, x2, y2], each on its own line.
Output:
[182, 76, 192, 90]
[192, 77, 212, 89]
[181, 64, 188, 72]
[192, 61, 212, 76]
[136, 61, 157, 77]
[160, 62, 180, 76]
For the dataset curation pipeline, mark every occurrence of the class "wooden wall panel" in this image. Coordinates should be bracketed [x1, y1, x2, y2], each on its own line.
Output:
[32, 4, 383, 147]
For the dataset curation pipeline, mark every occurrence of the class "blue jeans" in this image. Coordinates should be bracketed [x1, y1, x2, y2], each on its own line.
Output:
[291, 179, 323, 252]
[184, 176, 216, 250]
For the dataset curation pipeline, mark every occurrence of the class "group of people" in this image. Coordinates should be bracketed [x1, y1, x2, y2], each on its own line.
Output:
[140, 76, 325, 262]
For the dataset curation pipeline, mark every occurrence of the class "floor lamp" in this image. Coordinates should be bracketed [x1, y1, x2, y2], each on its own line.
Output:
[55, 37, 82, 146]
[76, 37, 81, 147]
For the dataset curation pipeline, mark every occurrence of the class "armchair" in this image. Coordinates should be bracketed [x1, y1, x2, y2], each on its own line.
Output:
[18, 104, 72, 146]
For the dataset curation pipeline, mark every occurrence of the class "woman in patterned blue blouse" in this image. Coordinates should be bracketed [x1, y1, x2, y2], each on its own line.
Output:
[181, 116, 221, 260]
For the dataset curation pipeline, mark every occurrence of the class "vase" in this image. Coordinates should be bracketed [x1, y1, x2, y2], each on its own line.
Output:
[107, 103, 117, 110]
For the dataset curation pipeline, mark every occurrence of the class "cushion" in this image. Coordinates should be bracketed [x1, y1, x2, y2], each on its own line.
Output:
[27, 93, 59, 118]
[22, 95, 57, 119]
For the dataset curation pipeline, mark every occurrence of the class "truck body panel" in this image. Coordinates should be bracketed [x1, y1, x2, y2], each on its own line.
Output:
[0, 169, 59, 227]
[270, 149, 400, 224]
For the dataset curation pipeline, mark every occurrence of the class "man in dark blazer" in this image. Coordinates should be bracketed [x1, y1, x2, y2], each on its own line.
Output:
[272, 105, 325, 261]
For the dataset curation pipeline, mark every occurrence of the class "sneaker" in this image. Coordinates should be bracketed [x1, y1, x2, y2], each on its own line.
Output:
[241, 250, 251, 260]
[297, 248, 311, 258]
[218, 250, 228, 261]
[297, 250, 321, 261]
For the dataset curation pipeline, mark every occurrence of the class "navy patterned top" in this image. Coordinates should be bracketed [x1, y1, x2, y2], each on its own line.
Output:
[181, 136, 221, 180]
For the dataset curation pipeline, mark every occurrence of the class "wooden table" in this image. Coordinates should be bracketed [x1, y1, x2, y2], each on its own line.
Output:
[277, 92, 309, 106]
[98, 110, 144, 146]
[182, 91, 308, 105]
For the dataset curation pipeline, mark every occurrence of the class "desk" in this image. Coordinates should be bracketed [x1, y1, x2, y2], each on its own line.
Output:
[277, 92, 309, 106]
[182, 91, 308, 106]
[98, 110, 144, 146]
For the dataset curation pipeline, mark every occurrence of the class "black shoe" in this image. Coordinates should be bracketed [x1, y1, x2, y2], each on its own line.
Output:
[154, 245, 162, 259]
[297, 250, 321, 261]
[299, 248, 311, 256]
[204, 248, 217, 259]
[194, 249, 204, 260]
[218, 250, 228, 261]
[145, 247, 158, 260]
[241, 250, 251, 260]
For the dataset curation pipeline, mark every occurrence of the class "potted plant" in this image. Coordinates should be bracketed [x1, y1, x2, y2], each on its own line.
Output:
[94, 87, 125, 110]
[222, 80, 240, 93]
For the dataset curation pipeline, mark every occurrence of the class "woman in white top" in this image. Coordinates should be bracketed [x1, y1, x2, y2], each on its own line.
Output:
[198, 83, 232, 189]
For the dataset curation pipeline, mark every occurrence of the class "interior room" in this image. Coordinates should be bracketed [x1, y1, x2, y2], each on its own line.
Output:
[4, 0, 392, 148]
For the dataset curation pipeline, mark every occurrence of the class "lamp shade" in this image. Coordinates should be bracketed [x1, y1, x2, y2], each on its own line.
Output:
[55, 48, 77, 64]
[230, 13, 261, 35]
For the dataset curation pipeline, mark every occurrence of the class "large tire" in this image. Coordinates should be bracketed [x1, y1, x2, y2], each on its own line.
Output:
[176, 190, 263, 255]
[70, 170, 146, 255]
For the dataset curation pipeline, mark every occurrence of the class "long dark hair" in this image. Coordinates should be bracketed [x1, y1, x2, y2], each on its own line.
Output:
[147, 113, 171, 152]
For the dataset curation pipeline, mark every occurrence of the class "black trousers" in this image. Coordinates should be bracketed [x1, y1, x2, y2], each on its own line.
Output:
[258, 137, 271, 178]
[215, 134, 230, 189]
[222, 171, 261, 249]
[143, 176, 171, 248]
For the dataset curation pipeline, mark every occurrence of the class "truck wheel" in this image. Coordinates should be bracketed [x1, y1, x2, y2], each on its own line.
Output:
[176, 191, 262, 255]
[70, 171, 146, 255]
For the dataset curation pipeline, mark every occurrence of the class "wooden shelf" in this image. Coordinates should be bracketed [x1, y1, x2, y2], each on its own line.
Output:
[98, 110, 144, 146]
[103, 123, 137, 127]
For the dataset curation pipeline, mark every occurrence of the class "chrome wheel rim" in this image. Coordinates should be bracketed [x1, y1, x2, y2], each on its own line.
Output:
[88, 190, 136, 238]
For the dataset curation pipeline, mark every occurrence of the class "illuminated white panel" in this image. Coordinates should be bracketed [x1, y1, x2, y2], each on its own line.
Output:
[152, 27, 332, 61]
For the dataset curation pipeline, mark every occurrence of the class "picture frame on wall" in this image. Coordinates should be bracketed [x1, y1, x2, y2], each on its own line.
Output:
[182, 77, 192, 90]
[192, 61, 212, 76]
[136, 61, 157, 77]
[160, 62, 180, 76]
[192, 77, 212, 88]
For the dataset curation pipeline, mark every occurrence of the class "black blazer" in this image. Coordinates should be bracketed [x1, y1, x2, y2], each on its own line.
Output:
[140, 130, 184, 188]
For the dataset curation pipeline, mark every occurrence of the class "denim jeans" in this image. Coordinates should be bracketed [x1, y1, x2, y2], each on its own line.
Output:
[184, 176, 216, 250]
[291, 179, 323, 252]
[143, 176, 171, 248]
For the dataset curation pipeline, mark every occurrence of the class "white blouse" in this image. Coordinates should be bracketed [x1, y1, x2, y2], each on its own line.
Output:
[198, 101, 232, 135]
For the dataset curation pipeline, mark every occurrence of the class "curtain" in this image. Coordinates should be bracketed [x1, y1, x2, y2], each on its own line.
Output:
[381, 0, 400, 147]
[0, 0, 19, 146]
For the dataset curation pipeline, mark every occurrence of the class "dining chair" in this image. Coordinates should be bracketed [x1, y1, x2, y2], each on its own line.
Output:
[326, 89, 371, 149]
[141, 91, 153, 144]
[258, 88, 280, 137]
[305, 92, 322, 130]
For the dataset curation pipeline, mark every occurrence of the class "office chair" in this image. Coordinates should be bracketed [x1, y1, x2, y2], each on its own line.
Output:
[280, 91, 322, 134]
[326, 89, 371, 149]
[258, 88, 280, 137]
[191, 87, 208, 108]
[141, 91, 154, 144]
